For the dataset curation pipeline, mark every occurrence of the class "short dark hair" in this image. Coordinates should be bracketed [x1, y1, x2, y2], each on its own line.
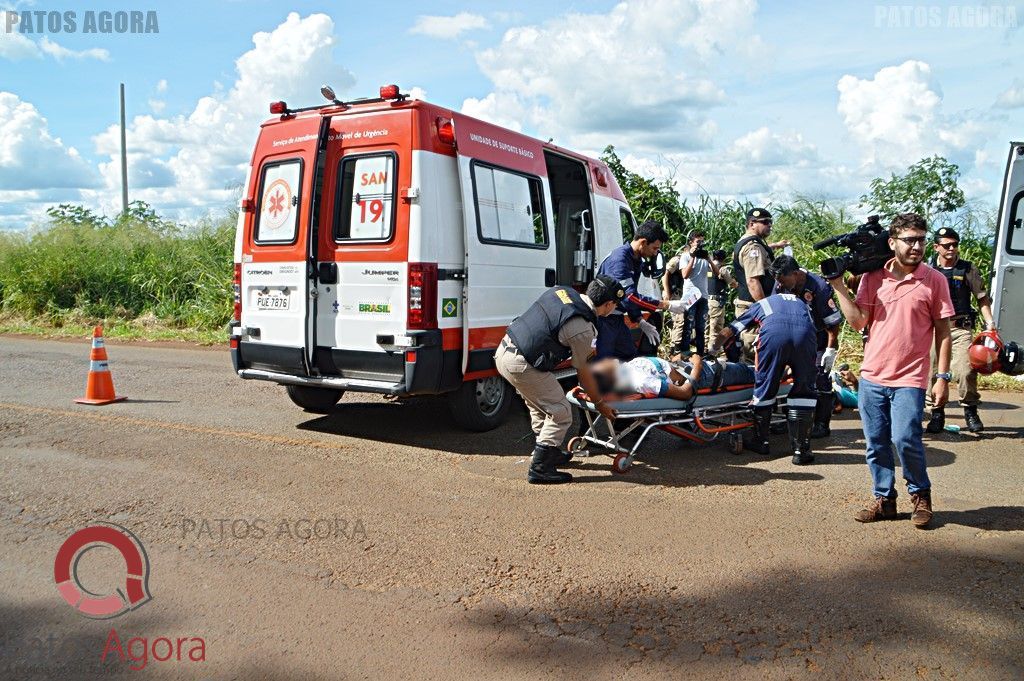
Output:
[586, 275, 624, 306]
[686, 230, 705, 244]
[635, 220, 668, 245]
[768, 254, 800, 278]
[712, 249, 727, 261]
[890, 212, 927, 237]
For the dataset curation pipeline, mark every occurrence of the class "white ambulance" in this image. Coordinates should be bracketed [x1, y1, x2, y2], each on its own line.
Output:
[993, 141, 1024, 343]
[230, 85, 642, 430]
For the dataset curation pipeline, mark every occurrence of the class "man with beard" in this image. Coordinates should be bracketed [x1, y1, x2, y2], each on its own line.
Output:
[826, 213, 954, 529]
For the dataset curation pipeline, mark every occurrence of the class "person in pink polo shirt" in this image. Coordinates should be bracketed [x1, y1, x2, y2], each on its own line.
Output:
[827, 213, 954, 529]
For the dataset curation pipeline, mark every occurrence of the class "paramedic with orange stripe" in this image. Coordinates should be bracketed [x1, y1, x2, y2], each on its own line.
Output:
[595, 220, 686, 360]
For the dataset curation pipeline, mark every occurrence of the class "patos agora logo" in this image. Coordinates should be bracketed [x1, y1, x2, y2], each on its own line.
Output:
[54, 523, 152, 618]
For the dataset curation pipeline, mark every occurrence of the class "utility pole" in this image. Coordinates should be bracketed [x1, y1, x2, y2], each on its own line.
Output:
[120, 83, 128, 215]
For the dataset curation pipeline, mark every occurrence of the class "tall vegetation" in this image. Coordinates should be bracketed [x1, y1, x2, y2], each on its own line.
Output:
[0, 201, 235, 332]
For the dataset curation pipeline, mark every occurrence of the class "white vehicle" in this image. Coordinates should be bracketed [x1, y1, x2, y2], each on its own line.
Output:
[992, 141, 1024, 342]
[229, 85, 644, 430]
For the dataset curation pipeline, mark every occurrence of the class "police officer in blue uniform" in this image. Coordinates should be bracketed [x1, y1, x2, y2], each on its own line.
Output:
[769, 255, 844, 439]
[709, 292, 819, 464]
[595, 220, 681, 360]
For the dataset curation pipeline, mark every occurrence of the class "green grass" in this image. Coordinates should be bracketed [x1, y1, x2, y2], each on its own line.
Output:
[0, 315, 227, 345]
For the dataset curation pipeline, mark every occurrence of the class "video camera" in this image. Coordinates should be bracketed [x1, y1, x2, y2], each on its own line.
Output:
[813, 215, 893, 280]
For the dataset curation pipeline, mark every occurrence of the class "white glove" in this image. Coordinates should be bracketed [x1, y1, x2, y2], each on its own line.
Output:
[667, 299, 688, 315]
[638, 319, 660, 346]
[821, 347, 838, 373]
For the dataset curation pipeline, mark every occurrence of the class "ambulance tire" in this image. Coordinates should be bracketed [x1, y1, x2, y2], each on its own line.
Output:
[285, 385, 344, 414]
[446, 376, 513, 432]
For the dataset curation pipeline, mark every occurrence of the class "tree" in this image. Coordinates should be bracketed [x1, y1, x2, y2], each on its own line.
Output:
[601, 145, 688, 239]
[860, 156, 966, 223]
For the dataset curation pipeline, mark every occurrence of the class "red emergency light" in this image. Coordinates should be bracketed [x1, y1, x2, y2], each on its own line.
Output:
[269, 101, 288, 115]
[379, 84, 400, 100]
[436, 118, 455, 146]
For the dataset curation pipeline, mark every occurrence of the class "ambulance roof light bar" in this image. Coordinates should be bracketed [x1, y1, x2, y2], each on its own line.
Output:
[320, 85, 343, 106]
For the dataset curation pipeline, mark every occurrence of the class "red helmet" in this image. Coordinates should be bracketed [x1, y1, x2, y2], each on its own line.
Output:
[969, 330, 1003, 375]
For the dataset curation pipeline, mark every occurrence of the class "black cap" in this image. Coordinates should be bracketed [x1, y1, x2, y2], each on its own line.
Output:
[746, 207, 772, 221]
[934, 227, 960, 242]
[588, 274, 625, 306]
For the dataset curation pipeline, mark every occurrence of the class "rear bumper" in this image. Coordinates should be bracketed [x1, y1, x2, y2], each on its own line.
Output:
[232, 329, 462, 396]
[238, 368, 406, 396]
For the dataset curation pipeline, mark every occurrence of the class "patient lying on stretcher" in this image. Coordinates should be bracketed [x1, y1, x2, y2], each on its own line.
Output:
[591, 354, 756, 401]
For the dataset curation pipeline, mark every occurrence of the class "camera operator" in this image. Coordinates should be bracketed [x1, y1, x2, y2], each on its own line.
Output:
[925, 227, 997, 434]
[705, 249, 736, 349]
[732, 208, 776, 363]
[826, 213, 954, 529]
[769, 255, 844, 439]
[663, 230, 718, 358]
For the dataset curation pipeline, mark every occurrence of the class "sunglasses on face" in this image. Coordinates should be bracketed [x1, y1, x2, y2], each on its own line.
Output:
[894, 236, 926, 246]
[935, 242, 959, 249]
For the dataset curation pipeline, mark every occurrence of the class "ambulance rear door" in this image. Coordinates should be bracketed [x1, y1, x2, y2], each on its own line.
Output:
[450, 114, 556, 374]
[993, 141, 1024, 341]
[239, 115, 326, 375]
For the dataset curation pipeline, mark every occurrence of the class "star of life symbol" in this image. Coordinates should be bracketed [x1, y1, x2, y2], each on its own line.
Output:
[332, 301, 340, 313]
[262, 178, 292, 232]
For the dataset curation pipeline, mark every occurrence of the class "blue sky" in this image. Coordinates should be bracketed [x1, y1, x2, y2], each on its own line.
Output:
[1, 0, 1021, 228]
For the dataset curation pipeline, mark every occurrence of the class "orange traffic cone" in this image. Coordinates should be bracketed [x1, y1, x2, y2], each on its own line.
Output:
[75, 326, 127, 405]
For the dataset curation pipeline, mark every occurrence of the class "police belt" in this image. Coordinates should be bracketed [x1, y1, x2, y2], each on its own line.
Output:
[708, 294, 727, 303]
[952, 315, 975, 330]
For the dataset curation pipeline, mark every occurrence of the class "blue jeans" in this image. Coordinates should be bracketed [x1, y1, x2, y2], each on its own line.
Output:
[682, 297, 709, 354]
[857, 377, 931, 499]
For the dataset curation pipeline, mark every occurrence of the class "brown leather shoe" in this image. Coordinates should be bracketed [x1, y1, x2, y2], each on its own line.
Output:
[854, 496, 897, 523]
[910, 492, 933, 528]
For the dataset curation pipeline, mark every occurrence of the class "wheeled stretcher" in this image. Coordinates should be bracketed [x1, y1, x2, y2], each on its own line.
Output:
[565, 382, 792, 473]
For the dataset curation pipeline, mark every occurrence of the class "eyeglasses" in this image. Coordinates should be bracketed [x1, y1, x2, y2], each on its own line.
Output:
[935, 242, 959, 249]
[894, 236, 926, 246]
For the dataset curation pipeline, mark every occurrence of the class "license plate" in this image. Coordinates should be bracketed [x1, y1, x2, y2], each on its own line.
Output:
[256, 293, 289, 310]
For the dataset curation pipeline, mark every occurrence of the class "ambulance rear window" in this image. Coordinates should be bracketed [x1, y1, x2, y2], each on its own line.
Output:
[472, 162, 547, 248]
[255, 159, 303, 244]
[334, 153, 396, 242]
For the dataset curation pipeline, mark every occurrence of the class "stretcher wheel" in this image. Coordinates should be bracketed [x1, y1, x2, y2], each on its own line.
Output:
[567, 436, 587, 455]
[612, 453, 632, 474]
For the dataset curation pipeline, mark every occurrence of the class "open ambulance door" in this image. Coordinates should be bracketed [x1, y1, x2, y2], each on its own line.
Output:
[239, 115, 329, 377]
[993, 142, 1024, 341]
[449, 114, 557, 376]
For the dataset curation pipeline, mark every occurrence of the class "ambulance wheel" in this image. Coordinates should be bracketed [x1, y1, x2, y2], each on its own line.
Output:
[447, 376, 513, 432]
[285, 385, 344, 414]
[612, 453, 631, 474]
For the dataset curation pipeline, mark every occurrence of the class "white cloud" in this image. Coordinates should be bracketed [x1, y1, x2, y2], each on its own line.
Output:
[37, 37, 110, 62]
[409, 13, 489, 39]
[0, 92, 98, 191]
[148, 98, 166, 114]
[836, 60, 988, 171]
[0, 32, 109, 61]
[728, 127, 818, 167]
[86, 12, 355, 219]
[462, 0, 759, 154]
[995, 79, 1024, 108]
[156, 79, 168, 93]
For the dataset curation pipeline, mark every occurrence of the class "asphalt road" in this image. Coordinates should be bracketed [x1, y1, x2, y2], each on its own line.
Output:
[1, 336, 1022, 680]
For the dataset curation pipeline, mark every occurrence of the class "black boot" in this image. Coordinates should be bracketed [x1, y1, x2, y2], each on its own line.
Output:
[548, 444, 572, 467]
[964, 405, 984, 433]
[527, 444, 572, 484]
[925, 408, 945, 434]
[810, 393, 833, 439]
[788, 408, 814, 465]
[743, 406, 773, 456]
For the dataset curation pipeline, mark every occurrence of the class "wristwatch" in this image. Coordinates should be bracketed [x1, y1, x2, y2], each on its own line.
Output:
[933, 372, 952, 381]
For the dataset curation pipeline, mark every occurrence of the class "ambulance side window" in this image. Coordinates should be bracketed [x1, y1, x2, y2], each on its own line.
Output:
[254, 159, 303, 244]
[472, 162, 548, 248]
[334, 153, 396, 241]
[1008, 190, 1024, 255]
[619, 208, 637, 244]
